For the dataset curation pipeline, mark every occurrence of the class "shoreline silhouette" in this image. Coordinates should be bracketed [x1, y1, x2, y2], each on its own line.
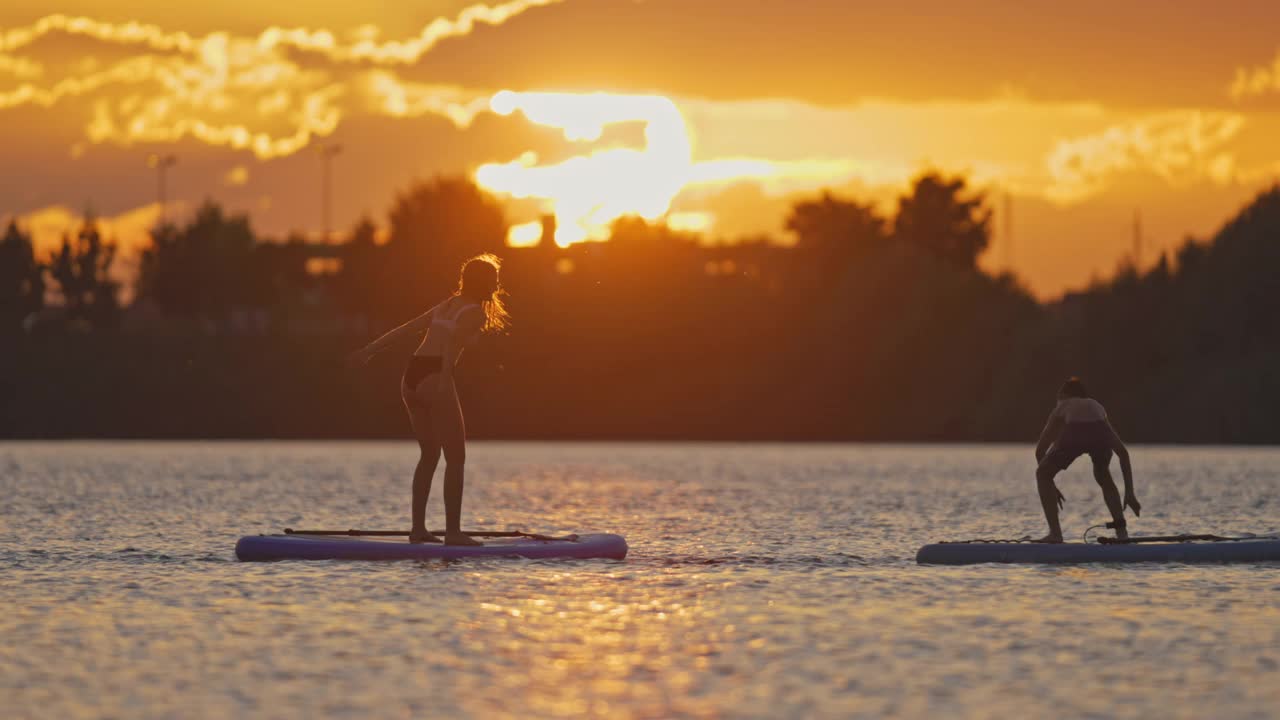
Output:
[4, 177, 1279, 444]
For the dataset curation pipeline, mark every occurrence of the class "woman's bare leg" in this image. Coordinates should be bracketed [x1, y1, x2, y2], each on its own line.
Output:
[1035, 463, 1064, 542]
[433, 381, 480, 546]
[404, 383, 442, 543]
[1093, 465, 1128, 539]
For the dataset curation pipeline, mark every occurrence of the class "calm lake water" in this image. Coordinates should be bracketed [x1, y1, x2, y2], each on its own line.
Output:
[1, 442, 1277, 719]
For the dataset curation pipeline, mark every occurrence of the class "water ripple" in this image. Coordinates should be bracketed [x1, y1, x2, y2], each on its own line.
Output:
[1, 441, 1278, 719]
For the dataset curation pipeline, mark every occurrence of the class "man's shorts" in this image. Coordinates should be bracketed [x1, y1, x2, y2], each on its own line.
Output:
[1044, 420, 1114, 471]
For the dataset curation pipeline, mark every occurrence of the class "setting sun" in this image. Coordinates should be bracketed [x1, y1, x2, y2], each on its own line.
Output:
[476, 90, 692, 246]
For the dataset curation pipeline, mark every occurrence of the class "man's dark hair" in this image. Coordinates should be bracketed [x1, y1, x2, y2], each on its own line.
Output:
[1059, 377, 1089, 398]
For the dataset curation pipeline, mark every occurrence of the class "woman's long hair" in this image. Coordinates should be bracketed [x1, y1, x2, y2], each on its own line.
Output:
[456, 253, 510, 333]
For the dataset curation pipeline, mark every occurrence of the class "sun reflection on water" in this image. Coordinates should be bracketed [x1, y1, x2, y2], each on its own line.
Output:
[1, 442, 1278, 718]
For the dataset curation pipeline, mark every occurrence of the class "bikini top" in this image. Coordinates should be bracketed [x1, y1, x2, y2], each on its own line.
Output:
[366, 295, 484, 360]
[429, 297, 482, 334]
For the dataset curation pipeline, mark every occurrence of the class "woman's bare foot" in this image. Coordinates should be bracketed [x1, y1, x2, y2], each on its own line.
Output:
[409, 529, 442, 544]
[1035, 533, 1064, 544]
[1112, 525, 1129, 540]
[444, 532, 483, 547]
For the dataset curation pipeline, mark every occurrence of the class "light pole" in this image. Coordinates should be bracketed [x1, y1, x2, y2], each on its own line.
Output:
[1003, 191, 1013, 274]
[147, 153, 177, 224]
[319, 143, 342, 241]
[1133, 208, 1143, 269]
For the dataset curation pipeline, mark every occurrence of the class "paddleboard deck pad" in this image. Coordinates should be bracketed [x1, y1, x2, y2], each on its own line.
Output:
[917, 538, 1280, 565]
[237, 532, 627, 561]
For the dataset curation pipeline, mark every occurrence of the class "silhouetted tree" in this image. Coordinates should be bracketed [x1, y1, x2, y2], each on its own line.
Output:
[13, 174, 1280, 443]
[49, 213, 118, 328]
[138, 201, 256, 322]
[786, 191, 887, 254]
[894, 172, 991, 268]
[0, 220, 45, 332]
[602, 215, 703, 287]
[257, 233, 317, 303]
[330, 215, 383, 318]
[383, 177, 507, 312]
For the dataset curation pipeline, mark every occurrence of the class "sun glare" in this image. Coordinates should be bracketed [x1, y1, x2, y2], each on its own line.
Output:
[476, 90, 693, 246]
[506, 220, 543, 247]
[666, 211, 713, 234]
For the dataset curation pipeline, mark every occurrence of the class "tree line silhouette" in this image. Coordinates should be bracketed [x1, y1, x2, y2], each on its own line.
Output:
[2, 172, 1278, 442]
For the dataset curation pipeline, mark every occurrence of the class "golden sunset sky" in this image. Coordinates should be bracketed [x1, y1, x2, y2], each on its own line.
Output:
[3, 0, 1280, 296]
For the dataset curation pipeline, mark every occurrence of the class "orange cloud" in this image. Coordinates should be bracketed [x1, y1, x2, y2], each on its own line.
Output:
[224, 165, 249, 186]
[0, 2, 564, 63]
[1045, 112, 1246, 204]
[0, 56, 157, 109]
[360, 71, 491, 126]
[0, 3, 563, 158]
[0, 15, 196, 55]
[0, 53, 42, 78]
[1230, 52, 1280, 100]
[254, 0, 565, 64]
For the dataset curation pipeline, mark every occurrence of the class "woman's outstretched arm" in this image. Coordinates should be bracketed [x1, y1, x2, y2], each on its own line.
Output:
[348, 308, 435, 365]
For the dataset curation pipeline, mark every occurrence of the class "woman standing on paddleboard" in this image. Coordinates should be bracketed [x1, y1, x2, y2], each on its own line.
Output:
[348, 254, 510, 545]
